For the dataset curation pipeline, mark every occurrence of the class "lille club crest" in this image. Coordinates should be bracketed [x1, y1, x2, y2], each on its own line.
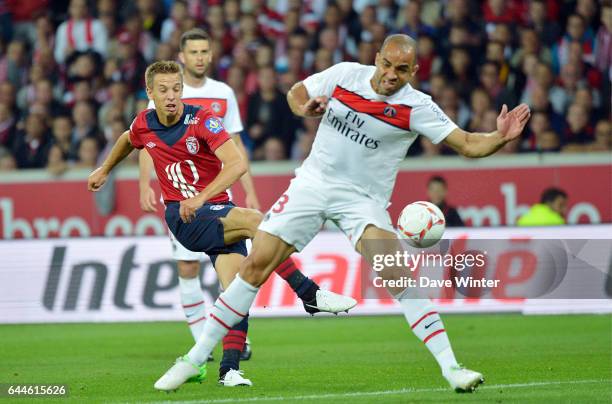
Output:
[185, 136, 199, 154]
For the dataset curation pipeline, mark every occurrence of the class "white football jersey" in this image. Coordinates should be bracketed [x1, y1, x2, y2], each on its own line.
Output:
[147, 77, 243, 133]
[300, 62, 458, 205]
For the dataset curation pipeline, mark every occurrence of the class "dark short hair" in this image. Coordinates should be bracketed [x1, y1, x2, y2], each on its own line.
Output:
[179, 28, 210, 51]
[540, 187, 567, 204]
[428, 175, 447, 187]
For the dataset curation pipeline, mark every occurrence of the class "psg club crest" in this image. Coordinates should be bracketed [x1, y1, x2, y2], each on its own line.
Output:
[205, 117, 224, 134]
[185, 136, 199, 154]
[383, 106, 396, 118]
[211, 102, 222, 114]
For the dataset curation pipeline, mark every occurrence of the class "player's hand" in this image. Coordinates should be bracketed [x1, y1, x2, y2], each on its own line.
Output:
[139, 185, 157, 212]
[244, 192, 261, 211]
[497, 104, 531, 142]
[302, 96, 329, 117]
[179, 196, 204, 224]
[87, 167, 108, 192]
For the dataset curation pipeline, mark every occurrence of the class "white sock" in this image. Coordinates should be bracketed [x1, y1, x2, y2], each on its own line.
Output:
[396, 293, 459, 374]
[187, 274, 258, 365]
[179, 276, 207, 341]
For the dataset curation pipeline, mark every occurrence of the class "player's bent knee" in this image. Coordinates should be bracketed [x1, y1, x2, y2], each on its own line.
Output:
[244, 209, 264, 238]
[177, 260, 200, 278]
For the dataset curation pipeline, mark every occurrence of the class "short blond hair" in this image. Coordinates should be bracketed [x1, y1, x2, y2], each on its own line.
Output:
[145, 61, 183, 89]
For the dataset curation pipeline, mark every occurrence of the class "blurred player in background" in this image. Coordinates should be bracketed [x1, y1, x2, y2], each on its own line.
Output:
[155, 34, 531, 393]
[88, 60, 356, 387]
[518, 187, 568, 226]
[427, 176, 465, 227]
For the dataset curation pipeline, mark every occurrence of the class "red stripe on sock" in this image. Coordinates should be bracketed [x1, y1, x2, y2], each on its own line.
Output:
[274, 258, 298, 279]
[210, 314, 231, 330]
[224, 337, 245, 344]
[218, 298, 246, 318]
[188, 315, 207, 325]
[183, 300, 204, 308]
[411, 311, 438, 329]
[223, 343, 244, 351]
[424, 329, 446, 344]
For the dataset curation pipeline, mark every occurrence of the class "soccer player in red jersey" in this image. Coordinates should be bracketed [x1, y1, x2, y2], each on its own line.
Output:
[137, 29, 334, 372]
[87, 61, 356, 386]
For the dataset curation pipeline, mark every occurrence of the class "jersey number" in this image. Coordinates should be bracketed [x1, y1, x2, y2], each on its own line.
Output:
[272, 194, 289, 213]
[165, 160, 199, 198]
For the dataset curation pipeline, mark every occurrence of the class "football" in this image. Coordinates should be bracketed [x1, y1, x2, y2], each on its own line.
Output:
[397, 201, 446, 248]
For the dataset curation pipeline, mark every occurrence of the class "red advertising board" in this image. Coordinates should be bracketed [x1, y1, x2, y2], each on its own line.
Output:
[1, 161, 610, 239]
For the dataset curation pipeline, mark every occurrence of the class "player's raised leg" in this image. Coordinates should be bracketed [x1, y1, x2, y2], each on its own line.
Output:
[357, 224, 484, 392]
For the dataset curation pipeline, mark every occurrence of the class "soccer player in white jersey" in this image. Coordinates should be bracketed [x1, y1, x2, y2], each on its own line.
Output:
[138, 29, 356, 386]
[155, 34, 531, 392]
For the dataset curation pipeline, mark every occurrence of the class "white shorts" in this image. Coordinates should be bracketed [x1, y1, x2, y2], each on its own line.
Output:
[169, 229, 203, 261]
[258, 173, 394, 251]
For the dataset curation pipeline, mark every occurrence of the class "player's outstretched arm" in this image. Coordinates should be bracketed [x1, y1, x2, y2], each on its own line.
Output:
[287, 82, 328, 118]
[87, 131, 134, 192]
[138, 149, 157, 212]
[231, 134, 261, 210]
[179, 139, 247, 223]
[443, 104, 531, 158]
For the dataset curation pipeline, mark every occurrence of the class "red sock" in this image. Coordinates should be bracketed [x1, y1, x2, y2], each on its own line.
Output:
[274, 257, 299, 280]
[222, 329, 247, 352]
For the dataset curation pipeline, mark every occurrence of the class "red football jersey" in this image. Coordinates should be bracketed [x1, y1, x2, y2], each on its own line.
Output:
[129, 103, 231, 203]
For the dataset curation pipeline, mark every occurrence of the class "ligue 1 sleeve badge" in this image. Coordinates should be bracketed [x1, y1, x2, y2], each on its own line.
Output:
[185, 136, 200, 154]
[205, 117, 224, 134]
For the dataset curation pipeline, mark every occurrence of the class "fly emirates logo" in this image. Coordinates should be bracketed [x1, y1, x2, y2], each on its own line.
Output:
[325, 107, 380, 149]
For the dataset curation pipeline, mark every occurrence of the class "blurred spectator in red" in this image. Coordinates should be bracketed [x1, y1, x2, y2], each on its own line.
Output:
[12, 113, 50, 168]
[115, 31, 147, 92]
[54, 0, 107, 65]
[226, 65, 248, 123]
[415, 34, 441, 84]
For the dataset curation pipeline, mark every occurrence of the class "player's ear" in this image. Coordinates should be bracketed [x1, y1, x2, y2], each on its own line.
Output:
[178, 52, 185, 64]
[145, 85, 153, 100]
[374, 52, 381, 65]
[411, 63, 420, 77]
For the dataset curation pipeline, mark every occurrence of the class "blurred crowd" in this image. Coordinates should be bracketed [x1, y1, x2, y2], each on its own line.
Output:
[0, 0, 610, 173]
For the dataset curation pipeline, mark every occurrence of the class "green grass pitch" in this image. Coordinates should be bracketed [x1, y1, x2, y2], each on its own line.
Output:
[1, 314, 610, 403]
